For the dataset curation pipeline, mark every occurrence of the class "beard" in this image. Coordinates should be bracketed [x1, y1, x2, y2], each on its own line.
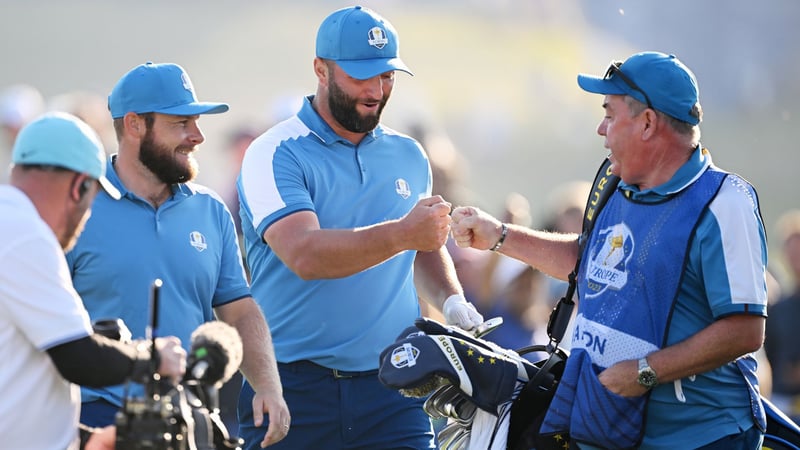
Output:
[139, 129, 198, 184]
[328, 75, 388, 133]
[63, 206, 92, 252]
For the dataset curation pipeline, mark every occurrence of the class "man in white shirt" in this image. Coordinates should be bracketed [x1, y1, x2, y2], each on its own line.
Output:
[0, 112, 185, 450]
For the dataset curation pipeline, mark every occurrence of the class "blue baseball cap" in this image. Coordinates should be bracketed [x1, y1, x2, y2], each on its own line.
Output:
[316, 6, 413, 80]
[108, 62, 229, 119]
[577, 52, 701, 125]
[12, 112, 121, 199]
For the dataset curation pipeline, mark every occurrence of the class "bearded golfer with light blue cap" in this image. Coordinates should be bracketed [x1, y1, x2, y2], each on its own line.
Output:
[237, 5, 484, 449]
[67, 62, 291, 447]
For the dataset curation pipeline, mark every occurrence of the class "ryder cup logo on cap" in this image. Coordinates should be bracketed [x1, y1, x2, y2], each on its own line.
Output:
[577, 51, 701, 125]
[316, 5, 413, 80]
[12, 112, 121, 199]
[367, 27, 388, 49]
[108, 62, 229, 119]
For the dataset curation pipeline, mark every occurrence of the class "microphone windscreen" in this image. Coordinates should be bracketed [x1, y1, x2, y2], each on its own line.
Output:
[190, 321, 243, 385]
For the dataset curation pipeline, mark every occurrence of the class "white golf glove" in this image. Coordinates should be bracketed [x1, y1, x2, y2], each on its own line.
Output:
[443, 294, 484, 332]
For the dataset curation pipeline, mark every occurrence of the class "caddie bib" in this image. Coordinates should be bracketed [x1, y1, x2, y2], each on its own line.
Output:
[540, 167, 728, 449]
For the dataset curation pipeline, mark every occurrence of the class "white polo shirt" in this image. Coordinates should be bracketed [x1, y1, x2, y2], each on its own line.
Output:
[0, 186, 93, 450]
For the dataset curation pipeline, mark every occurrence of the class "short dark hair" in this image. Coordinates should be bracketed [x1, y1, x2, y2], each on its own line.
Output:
[112, 112, 155, 139]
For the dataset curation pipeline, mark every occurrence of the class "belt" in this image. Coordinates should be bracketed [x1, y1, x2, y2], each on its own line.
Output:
[281, 360, 379, 379]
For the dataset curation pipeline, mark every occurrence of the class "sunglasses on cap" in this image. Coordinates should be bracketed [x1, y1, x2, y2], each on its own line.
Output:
[604, 61, 654, 110]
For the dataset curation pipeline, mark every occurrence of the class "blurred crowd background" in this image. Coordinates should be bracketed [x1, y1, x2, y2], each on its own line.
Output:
[2, 0, 797, 259]
[3, 0, 800, 422]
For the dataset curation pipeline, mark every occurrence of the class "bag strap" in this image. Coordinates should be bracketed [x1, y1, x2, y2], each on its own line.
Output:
[545, 158, 620, 350]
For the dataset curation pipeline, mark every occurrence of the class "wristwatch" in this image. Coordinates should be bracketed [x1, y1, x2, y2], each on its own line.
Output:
[637, 357, 658, 389]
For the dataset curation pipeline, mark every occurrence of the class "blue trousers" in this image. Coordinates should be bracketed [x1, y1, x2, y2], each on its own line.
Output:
[80, 399, 119, 427]
[575, 423, 764, 450]
[238, 361, 435, 449]
[695, 424, 764, 450]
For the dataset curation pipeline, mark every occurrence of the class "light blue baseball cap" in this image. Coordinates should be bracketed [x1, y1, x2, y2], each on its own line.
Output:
[108, 62, 229, 119]
[12, 112, 121, 199]
[316, 5, 413, 80]
[577, 52, 701, 125]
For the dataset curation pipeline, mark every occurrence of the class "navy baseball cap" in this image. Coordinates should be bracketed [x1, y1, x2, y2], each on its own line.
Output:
[108, 62, 229, 119]
[577, 52, 700, 125]
[12, 112, 121, 199]
[316, 6, 413, 80]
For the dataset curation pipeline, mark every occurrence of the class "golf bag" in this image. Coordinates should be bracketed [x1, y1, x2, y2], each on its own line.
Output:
[378, 317, 568, 449]
[763, 396, 800, 450]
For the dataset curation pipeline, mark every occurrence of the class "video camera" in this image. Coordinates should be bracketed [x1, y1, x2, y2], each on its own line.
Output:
[92, 279, 244, 450]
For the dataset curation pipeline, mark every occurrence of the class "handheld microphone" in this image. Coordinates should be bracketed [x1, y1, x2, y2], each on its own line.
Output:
[186, 321, 243, 388]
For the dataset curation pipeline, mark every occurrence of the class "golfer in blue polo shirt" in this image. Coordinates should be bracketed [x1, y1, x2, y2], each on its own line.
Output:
[236, 6, 484, 449]
[67, 62, 290, 447]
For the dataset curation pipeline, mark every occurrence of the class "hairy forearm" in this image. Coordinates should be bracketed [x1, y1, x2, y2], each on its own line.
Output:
[268, 198, 452, 280]
[218, 300, 282, 395]
[276, 222, 406, 280]
[600, 314, 765, 397]
[499, 225, 580, 281]
[648, 314, 765, 384]
[414, 247, 461, 310]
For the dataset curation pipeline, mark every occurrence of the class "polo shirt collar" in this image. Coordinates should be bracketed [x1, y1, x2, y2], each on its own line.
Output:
[106, 154, 192, 201]
[620, 144, 712, 201]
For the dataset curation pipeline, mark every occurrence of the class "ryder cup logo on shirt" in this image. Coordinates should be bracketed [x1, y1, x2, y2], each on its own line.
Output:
[189, 231, 207, 252]
[584, 222, 634, 298]
[367, 27, 388, 49]
[395, 178, 411, 199]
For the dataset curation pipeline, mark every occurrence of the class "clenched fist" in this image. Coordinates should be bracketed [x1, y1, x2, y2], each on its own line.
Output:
[450, 206, 503, 250]
[399, 196, 453, 251]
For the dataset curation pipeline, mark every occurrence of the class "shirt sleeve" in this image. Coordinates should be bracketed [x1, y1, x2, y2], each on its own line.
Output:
[2, 235, 92, 350]
[697, 176, 768, 317]
[212, 197, 252, 307]
[239, 135, 314, 238]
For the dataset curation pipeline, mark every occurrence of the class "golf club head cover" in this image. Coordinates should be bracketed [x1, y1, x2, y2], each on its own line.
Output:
[414, 316, 520, 360]
[379, 326, 525, 412]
